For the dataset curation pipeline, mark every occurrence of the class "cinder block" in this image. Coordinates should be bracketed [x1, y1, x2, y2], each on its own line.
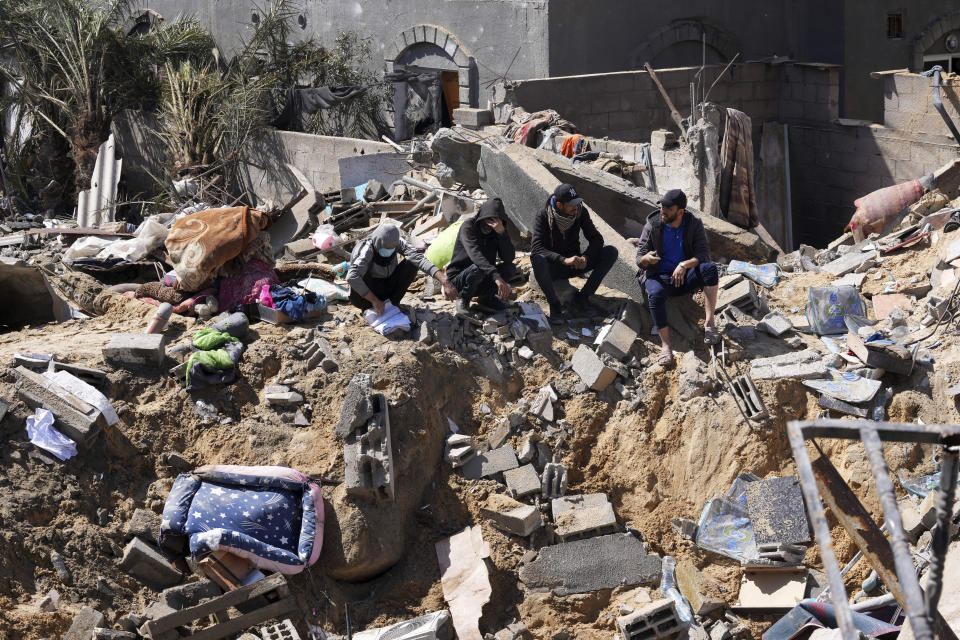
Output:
[125, 508, 161, 542]
[551, 493, 618, 542]
[344, 393, 394, 501]
[65, 606, 106, 640]
[482, 502, 543, 537]
[595, 319, 638, 360]
[571, 344, 617, 391]
[118, 537, 182, 589]
[261, 618, 302, 640]
[541, 462, 568, 499]
[617, 598, 683, 640]
[13, 366, 104, 443]
[504, 464, 541, 499]
[453, 107, 493, 128]
[160, 579, 221, 609]
[93, 629, 137, 640]
[462, 445, 519, 480]
[103, 334, 167, 368]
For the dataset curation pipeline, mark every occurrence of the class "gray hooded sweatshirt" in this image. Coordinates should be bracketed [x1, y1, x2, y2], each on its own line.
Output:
[347, 224, 439, 297]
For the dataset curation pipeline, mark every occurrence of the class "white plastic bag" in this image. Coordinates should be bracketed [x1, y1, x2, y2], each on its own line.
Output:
[26, 408, 77, 461]
[311, 224, 340, 250]
[98, 217, 168, 262]
[63, 236, 114, 261]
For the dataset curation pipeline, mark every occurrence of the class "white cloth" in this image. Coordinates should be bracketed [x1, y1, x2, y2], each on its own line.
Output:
[363, 301, 411, 335]
[43, 371, 119, 426]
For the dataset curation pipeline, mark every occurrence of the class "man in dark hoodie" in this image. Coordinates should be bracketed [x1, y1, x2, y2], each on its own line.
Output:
[531, 183, 618, 323]
[445, 197, 519, 314]
[630, 189, 720, 366]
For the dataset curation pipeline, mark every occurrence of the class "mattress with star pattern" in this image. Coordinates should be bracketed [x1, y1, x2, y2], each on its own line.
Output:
[160, 465, 324, 574]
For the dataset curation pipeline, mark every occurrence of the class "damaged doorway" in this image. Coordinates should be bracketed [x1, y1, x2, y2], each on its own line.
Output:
[388, 37, 466, 140]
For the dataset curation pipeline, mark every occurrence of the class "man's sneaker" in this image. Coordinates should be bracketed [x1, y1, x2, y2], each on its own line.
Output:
[455, 297, 472, 316]
[571, 294, 605, 319]
[475, 295, 509, 313]
[548, 303, 567, 325]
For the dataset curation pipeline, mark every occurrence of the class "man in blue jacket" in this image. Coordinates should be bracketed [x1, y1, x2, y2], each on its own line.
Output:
[531, 184, 618, 324]
[631, 189, 720, 366]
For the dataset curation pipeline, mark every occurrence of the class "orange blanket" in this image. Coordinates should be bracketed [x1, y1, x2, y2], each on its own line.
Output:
[165, 206, 271, 291]
[560, 134, 583, 158]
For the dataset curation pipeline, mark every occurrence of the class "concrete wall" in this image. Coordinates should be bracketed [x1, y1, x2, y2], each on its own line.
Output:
[882, 71, 960, 138]
[238, 130, 393, 204]
[502, 62, 839, 144]
[143, 0, 550, 108]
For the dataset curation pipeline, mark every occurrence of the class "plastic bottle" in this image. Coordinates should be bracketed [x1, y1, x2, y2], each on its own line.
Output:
[872, 387, 892, 421]
[334, 261, 350, 279]
[659, 555, 693, 625]
[145, 302, 173, 334]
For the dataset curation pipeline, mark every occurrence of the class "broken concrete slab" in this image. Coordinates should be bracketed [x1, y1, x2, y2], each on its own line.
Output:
[482, 495, 543, 537]
[749, 349, 829, 381]
[504, 464, 541, 499]
[745, 476, 811, 546]
[13, 366, 106, 443]
[344, 393, 394, 501]
[551, 493, 618, 542]
[125, 508, 161, 542]
[822, 249, 878, 277]
[675, 559, 725, 615]
[103, 334, 167, 368]
[595, 320, 638, 360]
[571, 344, 617, 391]
[118, 537, 182, 589]
[335, 373, 374, 438]
[617, 599, 683, 640]
[758, 312, 793, 337]
[846, 333, 913, 376]
[0, 258, 73, 326]
[734, 566, 807, 612]
[65, 606, 107, 640]
[519, 533, 662, 595]
[431, 128, 482, 189]
[436, 525, 490, 640]
[160, 579, 222, 610]
[462, 445, 520, 480]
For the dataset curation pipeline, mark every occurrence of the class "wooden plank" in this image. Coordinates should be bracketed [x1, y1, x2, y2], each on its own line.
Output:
[185, 598, 297, 640]
[142, 573, 287, 635]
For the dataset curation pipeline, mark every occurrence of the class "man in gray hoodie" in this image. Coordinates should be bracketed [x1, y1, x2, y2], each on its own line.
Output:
[347, 224, 456, 314]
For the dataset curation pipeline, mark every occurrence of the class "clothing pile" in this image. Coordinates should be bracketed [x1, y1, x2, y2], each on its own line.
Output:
[184, 312, 248, 390]
[505, 109, 578, 147]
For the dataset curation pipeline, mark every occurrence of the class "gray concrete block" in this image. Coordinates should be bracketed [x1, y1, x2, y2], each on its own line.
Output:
[462, 445, 519, 480]
[453, 107, 493, 128]
[431, 127, 482, 188]
[618, 599, 683, 640]
[745, 475, 811, 546]
[551, 493, 618, 542]
[65, 606, 106, 640]
[482, 503, 543, 537]
[595, 320, 637, 360]
[103, 333, 167, 368]
[504, 464, 541, 499]
[118, 537, 182, 589]
[94, 629, 137, 640]
[261, 618, 302, 640]
[822, 249, 878, 277]
[344, 393, 394, 501]
[335, 373, 373, 437]
[518, 533, 662, 595]
[125, 508, 161, 542]
[541, 462, 568, 498]
[750, 349, 829, 381]
[758, 312, 793, 337]
[571, 345, 617, 391]
[160, 579, 222, 609]
[13, 366, 104, 443]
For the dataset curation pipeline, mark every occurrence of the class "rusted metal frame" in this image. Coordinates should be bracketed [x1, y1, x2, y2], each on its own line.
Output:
[794, 418, 960, 445]
[859, 425, 935, 640]
[925, 446, 959, 618]
[786, 422, 857, 639]
[643, 62, 686, 136]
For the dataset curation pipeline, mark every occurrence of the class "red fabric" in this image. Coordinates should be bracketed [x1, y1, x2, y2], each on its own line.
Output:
[560, 134, 583, 158]
[217, 259, 280, 312]
[849, 179, 924, 237]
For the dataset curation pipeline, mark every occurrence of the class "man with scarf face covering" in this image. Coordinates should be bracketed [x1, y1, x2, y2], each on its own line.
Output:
[347, 224, 456, 315]
[445, 197, 520, 314]
[531, 184, 618, 324]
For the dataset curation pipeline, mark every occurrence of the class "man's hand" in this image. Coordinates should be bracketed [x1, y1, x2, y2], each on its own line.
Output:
[641, 251, 660, 267]
[435, 273, 458, 301]
[495, 277, 512, 299]
[671, 263, 687, 287]
[486, 218, 505, 234]
[371, 297, 386, 316]
[563, 255, 587, 269]
[627, 237, 641, 247]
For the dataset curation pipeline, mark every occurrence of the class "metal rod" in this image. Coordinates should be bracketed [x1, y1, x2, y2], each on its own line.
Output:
[644, 62, 686, 135]
[704, 53, 741, 104]
[933, 69, 960, 146]
[925, 447, 959, 618]
[796, 418, 960, 445]
[859, 426, 934, 640]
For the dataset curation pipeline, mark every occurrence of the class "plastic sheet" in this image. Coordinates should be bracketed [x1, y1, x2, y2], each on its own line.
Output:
[695, 496, 757, 562]
[727, 260, 781, 288]
[26, 408, 77, 461]
[299, 276, 350, 302]
[311, 224, 339, 250]
[364, 301, 411, 335]
[805, 285, 868, 335]
[728, 473, 760, 506]
[804, 370, 881, 404]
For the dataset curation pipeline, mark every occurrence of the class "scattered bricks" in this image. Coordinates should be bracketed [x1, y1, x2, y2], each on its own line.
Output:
[445, 433, 475, 467]
[462, 445, 520, 480]
[671, 518, 698, 541]
[265, 386, 304, 406]
[519, 533, 662, 596]
[344, 393, 394, 501]
[118, 537, 183, 589]
[93, 629, 137, 640]
[260, 618, 302, 640]
[758, 312, 793, 337]
[504, 464, 541, 499]
[818, 394, 869, 417]
[571, 344, 617, 391]
[529, 385, 556, 422]
[64, 606, 106, 640]
[103, 333, 167, 368]
[518, 434, 538, 464]
[729, 375, 768, 421]
[13, 366, 105, 443]
[821, 249, 878, 277]
[488, 418, 511, 449]
[595, 320, 638, 360]
[495, 621, 529, 640]
[160, 579, 222, 609]
[717, 280, 758, 314]
[617, 599, 683, 640]
[125, 508, 161, 542]
[453, 107, 494, 129]
[846, 333, 913, 376]
[675, 559, 726, 615]
[551, 493, 618, 542]
[745, 476, 811, 546]
[305, 337, 338, 372]
[749, 349, 828, 381]
[335, 373, 373, 437]
[482, 495, 543, 537]
[541, 462, 568, 499]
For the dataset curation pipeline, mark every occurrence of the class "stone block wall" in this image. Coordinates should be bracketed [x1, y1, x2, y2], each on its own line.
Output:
[778, 64, 841, 123]
[882, 72, 960, 139]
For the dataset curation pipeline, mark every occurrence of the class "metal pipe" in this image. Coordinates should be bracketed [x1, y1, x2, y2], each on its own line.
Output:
[932, 69, 960, 146]
[851, 593, 898, 612]
[925, 447, 959, 618]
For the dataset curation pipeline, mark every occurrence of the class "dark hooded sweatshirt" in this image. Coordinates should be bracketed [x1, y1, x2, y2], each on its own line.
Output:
[531, 198, 603, 263]
[635, 208, 711, 287]
[445, 198, 515, 281]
